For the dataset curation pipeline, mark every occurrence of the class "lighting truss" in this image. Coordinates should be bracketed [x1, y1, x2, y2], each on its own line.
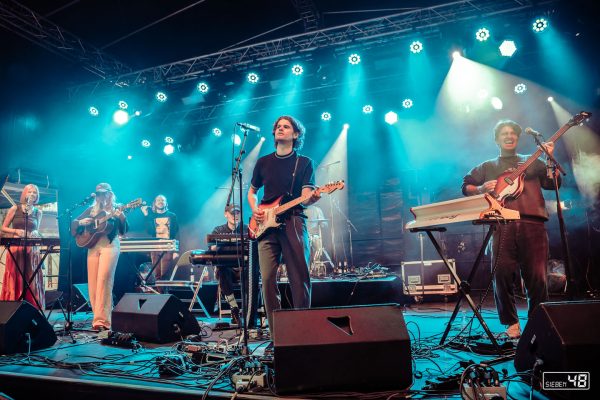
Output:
[0, 0, 131, 79]
[68, 0, 553, 98]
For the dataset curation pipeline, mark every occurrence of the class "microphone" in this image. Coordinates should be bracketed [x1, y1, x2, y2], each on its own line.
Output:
[236, 122, 261, 132]
[525, 127, 542, 137]
[26, 194, 34, 205]
[83, 193, 96, 203]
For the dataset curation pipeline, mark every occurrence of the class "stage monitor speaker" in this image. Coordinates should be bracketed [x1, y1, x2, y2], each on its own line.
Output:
[0, 301, 57, 355]
[515, 301, 600, 397]
[72, 283, 91, 312]
[272, 303, 412, 394]
[112, 293, 200, 343]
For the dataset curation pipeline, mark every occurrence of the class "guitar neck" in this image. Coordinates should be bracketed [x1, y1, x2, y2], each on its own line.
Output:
[275, 191, 315, 215]
[506, 122, 572, 181]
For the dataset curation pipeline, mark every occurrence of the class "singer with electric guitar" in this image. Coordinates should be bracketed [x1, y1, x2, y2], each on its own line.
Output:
[0, 184, 45, 310]
[460, 116, 587, 340]
[70, 183, 132, 331]
[248, 115, 334, 335]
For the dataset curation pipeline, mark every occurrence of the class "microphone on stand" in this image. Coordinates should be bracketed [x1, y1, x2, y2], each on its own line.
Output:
[236, 122, 261, 132]
[525, 127, 543, 137]
[26, 194, 35, 205]
[83, 193, 96, 204]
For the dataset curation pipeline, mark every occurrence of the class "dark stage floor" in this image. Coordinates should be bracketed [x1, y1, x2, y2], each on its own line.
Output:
[0, 286, 590, 400]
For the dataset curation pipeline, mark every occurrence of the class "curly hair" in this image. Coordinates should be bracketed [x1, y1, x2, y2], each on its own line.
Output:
[272, 115, 306, 151]
[493, 119, 522, 140]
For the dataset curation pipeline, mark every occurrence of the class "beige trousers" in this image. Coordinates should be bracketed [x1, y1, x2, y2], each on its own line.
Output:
[87, 236, 120, 329]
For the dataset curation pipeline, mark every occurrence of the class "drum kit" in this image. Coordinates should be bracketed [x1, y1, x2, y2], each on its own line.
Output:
[308, 218, 334, 278]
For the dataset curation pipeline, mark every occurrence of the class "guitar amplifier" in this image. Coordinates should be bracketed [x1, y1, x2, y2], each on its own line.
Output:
[400, 259, 458, 296]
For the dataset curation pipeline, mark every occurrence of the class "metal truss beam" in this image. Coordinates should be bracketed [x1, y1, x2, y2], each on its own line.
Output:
[68, 0, 553, 98]
[290, 0, 320, 32]
[0, 0, 131, 79]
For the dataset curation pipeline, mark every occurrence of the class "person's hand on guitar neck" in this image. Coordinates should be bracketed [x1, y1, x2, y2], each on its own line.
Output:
[78, 217, 94, 226]
[302, 187, 322, 206]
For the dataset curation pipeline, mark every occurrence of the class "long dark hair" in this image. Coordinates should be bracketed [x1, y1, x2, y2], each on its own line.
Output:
[272, 115, 306, 151]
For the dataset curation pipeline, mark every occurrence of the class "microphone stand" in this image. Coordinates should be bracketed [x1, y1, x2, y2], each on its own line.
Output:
[531, 135, 575, 299]
[227, 126, 251, 354]
[332, 198, 358, 271]
[57, 195, 95, 339]
[317, 161, 341, 270]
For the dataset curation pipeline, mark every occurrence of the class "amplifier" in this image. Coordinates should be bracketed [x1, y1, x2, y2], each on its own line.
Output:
[400, 259, 458, 296]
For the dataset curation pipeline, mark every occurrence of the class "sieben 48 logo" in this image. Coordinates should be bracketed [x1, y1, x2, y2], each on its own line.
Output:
[543, 372, 590, 391]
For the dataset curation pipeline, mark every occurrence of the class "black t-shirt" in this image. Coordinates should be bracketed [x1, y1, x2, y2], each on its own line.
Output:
[250, 151, 315, 205]
[462, 154, 560, 220]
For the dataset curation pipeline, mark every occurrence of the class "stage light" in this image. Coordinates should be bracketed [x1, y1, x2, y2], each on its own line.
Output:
[490, 97, 503, 110]
[118, 100, 128, 110]
[402, 99, 413, 109]
[247, 72, 259, 84]
[134, 110, 142, 116]
[127, 155, 133, 160]
[348, 53, 361, 65]
[321, 112, 332, 121]
[212, 128, 222, 137]
[232, 134, 241, 146]
[164, 136, 174, 144]
[532, 18, 548, 33]
[197, 82, 209, 93]
[547, 96, 554, 102]
[141, 139, 151, 148]
[260, 136, 266, 142]
[384, 111, 398, 125]
[343, 123, 350, 130]
[410, 41, 423, 54]
[362, 105, 373, 114]
[88, 106, 99, 116]
[452, 51, 461, 59]
[155, 92, 167, 102]
[514, 83, 527, 94]
[113, 110, 129, 125]
[291, 64, 304, 76]
[499, 40, 517, 57]
[163, 144, 175, 155]
[475, 28, 490, 42]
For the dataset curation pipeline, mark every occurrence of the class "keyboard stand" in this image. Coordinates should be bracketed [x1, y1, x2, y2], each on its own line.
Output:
[410, 224, 502, 353]
[154, 266, 210, 318]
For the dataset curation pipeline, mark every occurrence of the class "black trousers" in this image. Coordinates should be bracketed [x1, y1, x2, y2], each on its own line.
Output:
[216, 266, 240, 298]
[491, 220, 549, 325]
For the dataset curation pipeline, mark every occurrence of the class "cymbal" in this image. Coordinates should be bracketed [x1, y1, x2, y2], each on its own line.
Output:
[309, 218, 329, 223]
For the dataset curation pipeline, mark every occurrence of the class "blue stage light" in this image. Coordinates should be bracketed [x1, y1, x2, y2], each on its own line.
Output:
[291, 64, 304, 75]
[475, 28, 490, 42]
[384, 111, 398, 125]
[410, 41, 423, 54]
[348, 53, 361, 65]
[321, 112, 332, 121]
[197, 82, 209, 93]
[247, 72, 259, 84]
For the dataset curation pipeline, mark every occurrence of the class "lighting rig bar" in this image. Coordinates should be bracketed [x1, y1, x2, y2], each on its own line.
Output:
[0, 0, 131, 79]
[68, 0, 553, 98]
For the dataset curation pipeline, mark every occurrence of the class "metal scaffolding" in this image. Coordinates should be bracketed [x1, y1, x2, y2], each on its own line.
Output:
[0, 0, 131, 79]
[68, 0, 553, 97]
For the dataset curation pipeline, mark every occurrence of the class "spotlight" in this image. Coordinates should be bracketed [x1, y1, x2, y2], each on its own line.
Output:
[384, 111, 398, 125]
[232, 134, 241, 146]
[212, 128, 222, 137]
[127, 155, 133, 160]
[452, 51, 461, 59]
[247, 72, 259, 84]
[343, 123, 350, 130]
[362, 105, 373, 114]
[532, 18, 548, 33]
[475, 28, 490, 42]
[163, 144, 175, 155]
[113, 110, 129, 125]
[490, 97, 503, 110]
[88, 106, 99, 116]
[499, 40, 517, 57]
[164, 136, 174, 144]
[155, 92, 167, 102]
[514, 83, 527, 94]
[141, 139, 151, 148]
[118, 100, 128, 110]
[197, 82, 209, 93]
[291, 64, 304, 76]
[134, 110, 142, 116]
[410, 41, 423, 54]
[348, 53, 361, 65]
[321, 112, 332, 121]
[547, 96, 554, 102]
[402, 99, 413, 109]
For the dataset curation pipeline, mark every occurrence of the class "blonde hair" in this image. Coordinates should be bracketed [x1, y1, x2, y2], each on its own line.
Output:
[91, 191, 116, 217]
[20, 184, 40, 204]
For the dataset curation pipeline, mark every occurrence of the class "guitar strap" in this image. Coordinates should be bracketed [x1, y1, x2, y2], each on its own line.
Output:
[288, 153, 300, 196]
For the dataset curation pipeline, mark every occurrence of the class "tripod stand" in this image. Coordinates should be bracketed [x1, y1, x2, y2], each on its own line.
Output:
[309, 221, 334, 277]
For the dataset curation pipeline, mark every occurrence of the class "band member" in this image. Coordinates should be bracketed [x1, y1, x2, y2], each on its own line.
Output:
[248, 115, 321, 335]
[71, 183, 127, 331]
[141, 194, 179, 280]
[211, 204, 242, 325]
[1, 184, 45, 310]
[462, 120, 559, 339]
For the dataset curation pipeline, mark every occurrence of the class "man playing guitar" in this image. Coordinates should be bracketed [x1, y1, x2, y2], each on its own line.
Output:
[248, 115, 321, 336]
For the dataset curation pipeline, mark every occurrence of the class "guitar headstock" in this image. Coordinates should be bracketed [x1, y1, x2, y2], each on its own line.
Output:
[121, 198, 144, 211]
[318, 180, 345, 195]
[569, 111, 592, 127]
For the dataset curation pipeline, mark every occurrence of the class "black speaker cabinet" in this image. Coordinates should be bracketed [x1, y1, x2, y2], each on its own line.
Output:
[112, 293, 200, 343]
[0, 301, 57, 355]
[272, 303, 412, 394]
[515, 301, 600, 398]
